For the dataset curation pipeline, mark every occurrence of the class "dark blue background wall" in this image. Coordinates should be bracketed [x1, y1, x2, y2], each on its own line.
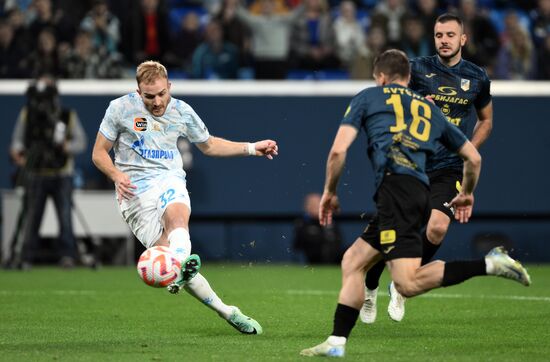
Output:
[1, 94, 549, 262]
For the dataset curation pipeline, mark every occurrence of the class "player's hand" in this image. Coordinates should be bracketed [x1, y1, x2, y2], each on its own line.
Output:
[425, 95, 435, 105]
[449, 192, 474, 223]
[113, 171, 137, 203]
[253, 140, 278, 160]
[319, 192, 340, 226]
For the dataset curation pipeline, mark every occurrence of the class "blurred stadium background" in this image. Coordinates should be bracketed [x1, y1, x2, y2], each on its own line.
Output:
[0, 0, 549, 266]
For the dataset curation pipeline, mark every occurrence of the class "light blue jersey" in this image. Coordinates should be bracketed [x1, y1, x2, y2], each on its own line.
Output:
[99, 92, 209, 194]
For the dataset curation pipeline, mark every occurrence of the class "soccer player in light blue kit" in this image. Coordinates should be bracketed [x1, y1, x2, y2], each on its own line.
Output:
[92, 61, 278, 334]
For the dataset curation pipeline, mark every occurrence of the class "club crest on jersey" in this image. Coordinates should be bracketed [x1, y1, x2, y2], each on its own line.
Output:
[152, 121, 162, 131]
[134, 117, 147, 131]
[461, 78, 470, 91]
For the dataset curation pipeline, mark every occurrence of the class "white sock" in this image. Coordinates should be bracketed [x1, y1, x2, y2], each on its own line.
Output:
[365, 287, 378, 295]
[327, 336, 347, 346]
[183, 273, 233, 319]
[167, 228, 191, 263]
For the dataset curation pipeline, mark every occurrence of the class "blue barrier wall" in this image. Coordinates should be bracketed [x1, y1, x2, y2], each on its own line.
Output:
[1, 93, 549, 261]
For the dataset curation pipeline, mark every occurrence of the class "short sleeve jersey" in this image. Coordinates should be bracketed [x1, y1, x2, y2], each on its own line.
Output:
[341, 84, 467, 189]
[409, 55, 491, 171]
[99, 93, 210, 194]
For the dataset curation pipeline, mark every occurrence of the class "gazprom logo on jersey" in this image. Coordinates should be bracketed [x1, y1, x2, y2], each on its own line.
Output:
[131, 136, 175, 160]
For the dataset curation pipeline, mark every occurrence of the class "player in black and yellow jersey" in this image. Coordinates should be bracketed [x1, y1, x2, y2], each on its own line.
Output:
[361, 13, 494, 324]
[300, 49, 529, 358]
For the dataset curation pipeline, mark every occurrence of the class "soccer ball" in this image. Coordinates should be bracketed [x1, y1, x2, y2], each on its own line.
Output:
[137, 246, 182, 287]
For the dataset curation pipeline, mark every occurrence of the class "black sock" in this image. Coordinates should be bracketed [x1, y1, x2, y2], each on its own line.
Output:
[441, 260, 487, 287]
[421, 232, 441, 265]
[331, 303, 359, 338]
[365, 260, 385, 290]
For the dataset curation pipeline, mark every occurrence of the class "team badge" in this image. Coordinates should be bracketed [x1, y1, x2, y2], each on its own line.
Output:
[152, 121, 161, 131]
[461, 78, 470, 91]
[134, 117, 147, 131]
[380, 229, 396, 245]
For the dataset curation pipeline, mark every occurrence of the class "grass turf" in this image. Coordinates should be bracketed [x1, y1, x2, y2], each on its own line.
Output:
[1, 263, 549, 361]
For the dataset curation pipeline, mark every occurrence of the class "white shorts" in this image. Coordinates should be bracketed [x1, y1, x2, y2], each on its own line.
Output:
[119, 174, 191, 248]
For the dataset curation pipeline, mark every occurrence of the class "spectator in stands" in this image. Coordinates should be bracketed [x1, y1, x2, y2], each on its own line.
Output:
[191, 20, 239, 79]
[128, 0, 171, 64]
[536, 34, 550, 78]
[350, 25, 387, 79]
[6, 8, 32, 56]
[293, 193, 343, 265]
[236, 0, 303, 79]
[10, 75, 87, 269]
[80, 0, 121, 57]
[0, 19, 22, 78]
[415, 0, 439, 52]
[19, 27, 60, 78]
[214, 0, 252, 67]
[496, 11, 535, 79]
[333, 1, 368, 68]
[370, 0, 408, 46]
[249, 0, 289, 14]
[60, 30, 122, 79]
[459, 0, 500, 70]
[399, 15, 432, 59]
[171, 11, 203, 72]
[27, 0, 74, 46]
[290, 0, 339, 71]
[530, 0, 550, 47]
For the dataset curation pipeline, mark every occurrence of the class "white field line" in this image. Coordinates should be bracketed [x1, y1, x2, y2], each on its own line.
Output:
[286, 289, 550, 302]
[0, 290, 97, 296]
[1, 289, 549, 303]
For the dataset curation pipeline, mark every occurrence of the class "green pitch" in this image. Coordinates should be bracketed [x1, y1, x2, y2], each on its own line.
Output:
[1, 264, 549, 361]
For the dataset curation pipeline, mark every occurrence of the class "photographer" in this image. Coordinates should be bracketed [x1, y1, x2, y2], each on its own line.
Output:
[10, 75, 87, 269]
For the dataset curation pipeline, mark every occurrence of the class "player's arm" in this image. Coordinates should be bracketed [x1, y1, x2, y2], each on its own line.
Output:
[471, 101, 493, 149]
[320, 125, 358, 226]
[92, 132, 136, 201]
[195, 136, 278, 159]
[450, 141, 482, 223]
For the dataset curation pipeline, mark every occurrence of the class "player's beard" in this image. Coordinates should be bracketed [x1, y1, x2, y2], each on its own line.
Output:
[437, 45, 461, 61]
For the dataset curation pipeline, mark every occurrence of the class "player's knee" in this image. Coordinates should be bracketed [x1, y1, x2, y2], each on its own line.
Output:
[341, 247, 363, 275]
[427, 221, 449, 245]
[393, 278, 422, 298]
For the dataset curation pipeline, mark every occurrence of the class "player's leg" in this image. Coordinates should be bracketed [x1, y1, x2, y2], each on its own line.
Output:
[157, 202, 201, 291]
[421, 169, 463, 264]
[157, 184, 262, 334]
[51, 175, 78, 267]
[380, 210, 450, 323]
[382, 171, 462, 318]
[360, 222, 385, 324]
[301, 238, 382, 357]
[19, 175, 48, 268]
[388, 249, 531, 299]
[422, 209, 451, 263]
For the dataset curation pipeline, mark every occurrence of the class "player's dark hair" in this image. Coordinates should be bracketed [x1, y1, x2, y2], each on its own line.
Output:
[373, 49, 410, 80]
[436, 13, 463, 27]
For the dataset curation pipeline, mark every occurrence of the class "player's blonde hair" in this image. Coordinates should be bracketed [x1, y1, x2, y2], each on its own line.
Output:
[136, 61, 168, 85]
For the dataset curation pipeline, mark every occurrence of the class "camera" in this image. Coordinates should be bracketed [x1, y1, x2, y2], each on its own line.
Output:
[23, 78, 69, 170]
